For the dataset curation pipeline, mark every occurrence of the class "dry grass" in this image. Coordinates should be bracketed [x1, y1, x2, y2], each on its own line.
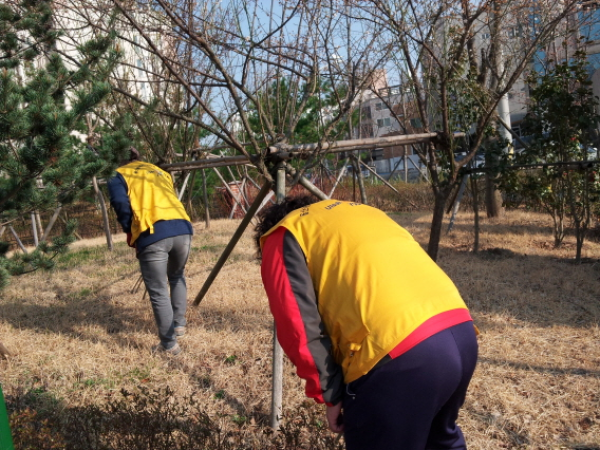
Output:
[1, 209, 600, 449]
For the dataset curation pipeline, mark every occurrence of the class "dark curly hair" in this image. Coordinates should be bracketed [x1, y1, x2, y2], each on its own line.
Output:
[254, 194, 318, 258]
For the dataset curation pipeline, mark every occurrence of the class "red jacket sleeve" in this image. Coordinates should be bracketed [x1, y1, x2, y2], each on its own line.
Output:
[261, 227, 344, 405]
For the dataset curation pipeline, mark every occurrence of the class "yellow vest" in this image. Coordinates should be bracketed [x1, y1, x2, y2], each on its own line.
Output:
[261, 200, 468, 383]
[117, 162, 191, 244]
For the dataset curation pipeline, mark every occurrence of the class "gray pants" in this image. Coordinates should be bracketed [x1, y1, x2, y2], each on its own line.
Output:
[138, 234, 191, 349]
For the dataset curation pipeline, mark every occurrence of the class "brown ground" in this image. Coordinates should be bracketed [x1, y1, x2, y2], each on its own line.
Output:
[1, 209, 599, 449]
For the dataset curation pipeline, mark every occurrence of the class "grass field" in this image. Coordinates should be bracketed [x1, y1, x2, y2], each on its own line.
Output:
[1, 209, 599, 449]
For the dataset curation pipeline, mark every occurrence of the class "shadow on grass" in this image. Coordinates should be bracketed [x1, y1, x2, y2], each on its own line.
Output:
[444, 219, 558, 240]
[478, 356, 600, 378]
[0, 285, 156, 350]
[438, 248, 600, 330]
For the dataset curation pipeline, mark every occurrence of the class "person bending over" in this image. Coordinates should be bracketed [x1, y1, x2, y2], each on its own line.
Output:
[108, 148, 193, 356]
[255, 196, 478, 450]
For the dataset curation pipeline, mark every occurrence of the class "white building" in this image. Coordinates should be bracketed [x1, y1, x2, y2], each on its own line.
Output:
[53, 0, 175, 103]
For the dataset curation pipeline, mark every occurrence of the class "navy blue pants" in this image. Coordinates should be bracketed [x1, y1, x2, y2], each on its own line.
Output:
[342, 321, 478, 450]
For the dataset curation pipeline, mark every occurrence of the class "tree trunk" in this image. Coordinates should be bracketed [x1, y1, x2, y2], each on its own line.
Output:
[427, 190, 449, 261]
[92, 177, 113, 251]
[551, 210, 565, 247]
[485, 173, 504, 218]
[484, 148, 504, 218]
[446, 175, 468, 234]
[352, 154, 368, 204]
[470, 175, 480, 254]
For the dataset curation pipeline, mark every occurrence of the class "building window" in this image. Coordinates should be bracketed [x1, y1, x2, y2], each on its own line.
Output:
[377, 118, 392, 128]
[410, 118, 423, 128]
[375, 102, 385, 111]
[361, 106, 372, 119]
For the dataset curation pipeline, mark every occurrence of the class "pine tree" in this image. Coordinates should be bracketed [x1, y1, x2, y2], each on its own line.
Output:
[0, 0, 129, 288]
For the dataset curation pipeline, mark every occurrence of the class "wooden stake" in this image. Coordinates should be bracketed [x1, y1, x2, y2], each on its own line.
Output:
[270, 164, 285, 431]
[35, 211, 43, 240]
[283, 164, 329, 200]
[212, 167, 248, 215]
[193, 180, 273, 307]
[40, 206, 62, 242]
[328, 158, 349, 197]
[407, 156, 429, 181]
[9, 226, 26, 253]
[31, 212, 39, 247]
[246, 175, 276, 207]
[357, 159, 399, 194]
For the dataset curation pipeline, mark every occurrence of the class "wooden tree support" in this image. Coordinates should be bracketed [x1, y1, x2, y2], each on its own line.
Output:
[246, 175, 275, 207]
[40, 206, 62, 242]
[283, 163, 329, 200]
[386, 153, 405, 182]
[8, 226, 26, 253]
[357, 158, 400, 194]
[270, 163, 286, 431]
[328, 158, 350, 197]
[30, 212, 39, 247]
[160, 132, 450, 174]
[213, 167, 248, 216]
[193, 180, 273, 306]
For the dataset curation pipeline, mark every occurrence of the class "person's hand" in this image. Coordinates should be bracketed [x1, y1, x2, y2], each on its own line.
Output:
[126, 232, 135, 248]
[326, 402, 344, 433]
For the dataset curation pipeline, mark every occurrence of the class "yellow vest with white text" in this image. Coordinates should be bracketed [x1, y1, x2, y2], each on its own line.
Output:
[117, 162, 191, 244]
[260, 200, 468, 383]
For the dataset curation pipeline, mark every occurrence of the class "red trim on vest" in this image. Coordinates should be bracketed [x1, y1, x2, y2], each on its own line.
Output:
[388, 309, 473, 359]
[261, 227, 326, 403]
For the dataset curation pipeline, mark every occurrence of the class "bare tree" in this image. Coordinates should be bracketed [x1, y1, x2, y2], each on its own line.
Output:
[52, 0, 388, 190]
[355, 0, 579, 260]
